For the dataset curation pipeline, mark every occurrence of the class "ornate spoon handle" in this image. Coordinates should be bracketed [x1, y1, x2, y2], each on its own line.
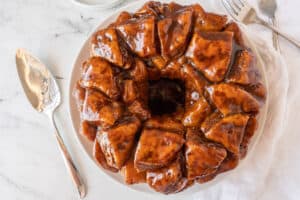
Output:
[49, 112, 86, 199]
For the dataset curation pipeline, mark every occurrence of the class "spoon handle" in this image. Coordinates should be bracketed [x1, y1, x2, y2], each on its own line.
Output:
[49, 112, 86, 199]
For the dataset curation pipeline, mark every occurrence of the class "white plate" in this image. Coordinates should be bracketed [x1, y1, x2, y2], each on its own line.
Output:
[68, 0, 269, 195]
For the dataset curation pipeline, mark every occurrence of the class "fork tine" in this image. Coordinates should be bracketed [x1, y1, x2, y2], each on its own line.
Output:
[222, 0, 236, 15]
[232, 0, 243, 10]
[222, 0, 239, 16]
[231, 0, 242, 11]
[237, 0, 246, 6]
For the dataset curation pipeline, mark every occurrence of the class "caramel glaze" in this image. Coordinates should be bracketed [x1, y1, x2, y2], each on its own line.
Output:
[73, 1, 266, 194]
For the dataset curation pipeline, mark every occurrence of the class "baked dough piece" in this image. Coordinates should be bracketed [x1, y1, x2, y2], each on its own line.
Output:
[191, 4, 228, 32]
[185, 129, 227, 180]
[157, 10, 193, 59]
[240, 117, 258, 159]
[244, 82, 267, 100]
[117, 16, 157, 58]
[182, 97, 211, 127]
[135, 1, 184, 18]
[206, 83, 260, 115]
[91, 28, 132, 68]
[196, 152, 239, 184]
[134, 128, 184, 171]
[93, 139, 118, 172]
[81, 89, 123, 128]
[80, 57, 120, 99]
[146, 154, 188, 194]
[224, 21, 244, 46]
[80, 120, 97, 141]
[97, 117, 141, 169]
[184, 64, 208, 104]
[226, 49, 266, 102]
[205, 114, 249, 154]
[122, 80, 138, 104]
[185, 31, 233, 82]
[73, 82, 86, 111]
[144, 116, 184, 134]
[183, 64, 211, 127]
[200, 111, 223, 133]
[129, 58, 148, 82]
[197, 13, 228, 32]
[121, 149, 146, 184]
[127, 59, 151, 120]
[160, 57, 186, 79]
[218, 152, 239, 173]
[135, 1, 166, 17]
[227, 50, 259, 85]
[110, 11, 132, 27]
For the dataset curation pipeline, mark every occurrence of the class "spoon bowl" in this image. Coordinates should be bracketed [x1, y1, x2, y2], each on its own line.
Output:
[16, 48, 60, 113]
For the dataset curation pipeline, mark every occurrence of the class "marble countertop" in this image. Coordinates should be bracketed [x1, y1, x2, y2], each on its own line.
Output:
[0, 0, 299, 199]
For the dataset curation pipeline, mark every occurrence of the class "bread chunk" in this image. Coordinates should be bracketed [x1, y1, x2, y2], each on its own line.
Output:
[73, 82, 86, 111]
[121, 150, 146, 184]
[218, 152, 239, 173]
[93, 140, 118, 172]
[224, 22, 244, 46]
[98, 117, 141, 169]
[227, 50, 259, 85]
[205, 114, 249, 154]
[146, 154, 187, 194]
[158, 10, 193, 59]
[200, 111, 223, 133]
[206, 83, 260, 115]
[80, 57, 119, 99]
[182, 97, 211, 127]
[129, 58, 148, 82]
[144, 116, 184, 134]
[185, 129, 227, 180]
[160, 57, 186, 79]
[184, 64, 208, 105]
[91, 28, 132, 68]
[82, 89, 123, 128]
[192, 4, 228, 32]
[117, 16, 157, 58]
[240, 117, 258, 159]
[80, 120, 97, 141]
[186, 31, 233, 82]
[135, 129, 184, 171]
[135, 1, 184, 18]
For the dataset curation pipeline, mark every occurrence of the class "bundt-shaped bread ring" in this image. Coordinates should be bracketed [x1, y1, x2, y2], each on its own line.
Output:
[73, 1, 266, 194]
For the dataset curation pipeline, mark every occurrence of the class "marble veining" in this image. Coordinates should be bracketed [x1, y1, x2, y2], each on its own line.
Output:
[0, 172, 51, 200]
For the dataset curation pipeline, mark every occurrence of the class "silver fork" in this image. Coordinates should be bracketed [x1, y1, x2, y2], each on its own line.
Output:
[222, 0, 300, 48]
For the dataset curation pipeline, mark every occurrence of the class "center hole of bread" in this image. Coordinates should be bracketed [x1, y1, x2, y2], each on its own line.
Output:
[148, 78, 185, 115]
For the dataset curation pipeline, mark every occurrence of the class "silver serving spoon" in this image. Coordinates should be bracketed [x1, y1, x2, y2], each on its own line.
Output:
[15, 48, 86, 199]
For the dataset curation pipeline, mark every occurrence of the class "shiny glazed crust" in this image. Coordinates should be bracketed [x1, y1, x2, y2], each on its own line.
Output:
[73, 1, 266, 194]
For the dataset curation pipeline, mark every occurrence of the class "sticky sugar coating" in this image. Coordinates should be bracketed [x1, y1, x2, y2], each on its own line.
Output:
[74, 1, 266, 194]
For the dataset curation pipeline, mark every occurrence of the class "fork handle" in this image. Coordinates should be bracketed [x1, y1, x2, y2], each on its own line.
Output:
[270, 18, 280, 51]
[259, 19, 300, 48]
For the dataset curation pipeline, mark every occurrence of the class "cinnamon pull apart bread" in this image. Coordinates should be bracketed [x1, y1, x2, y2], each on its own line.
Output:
[73, 1, 266, 194]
